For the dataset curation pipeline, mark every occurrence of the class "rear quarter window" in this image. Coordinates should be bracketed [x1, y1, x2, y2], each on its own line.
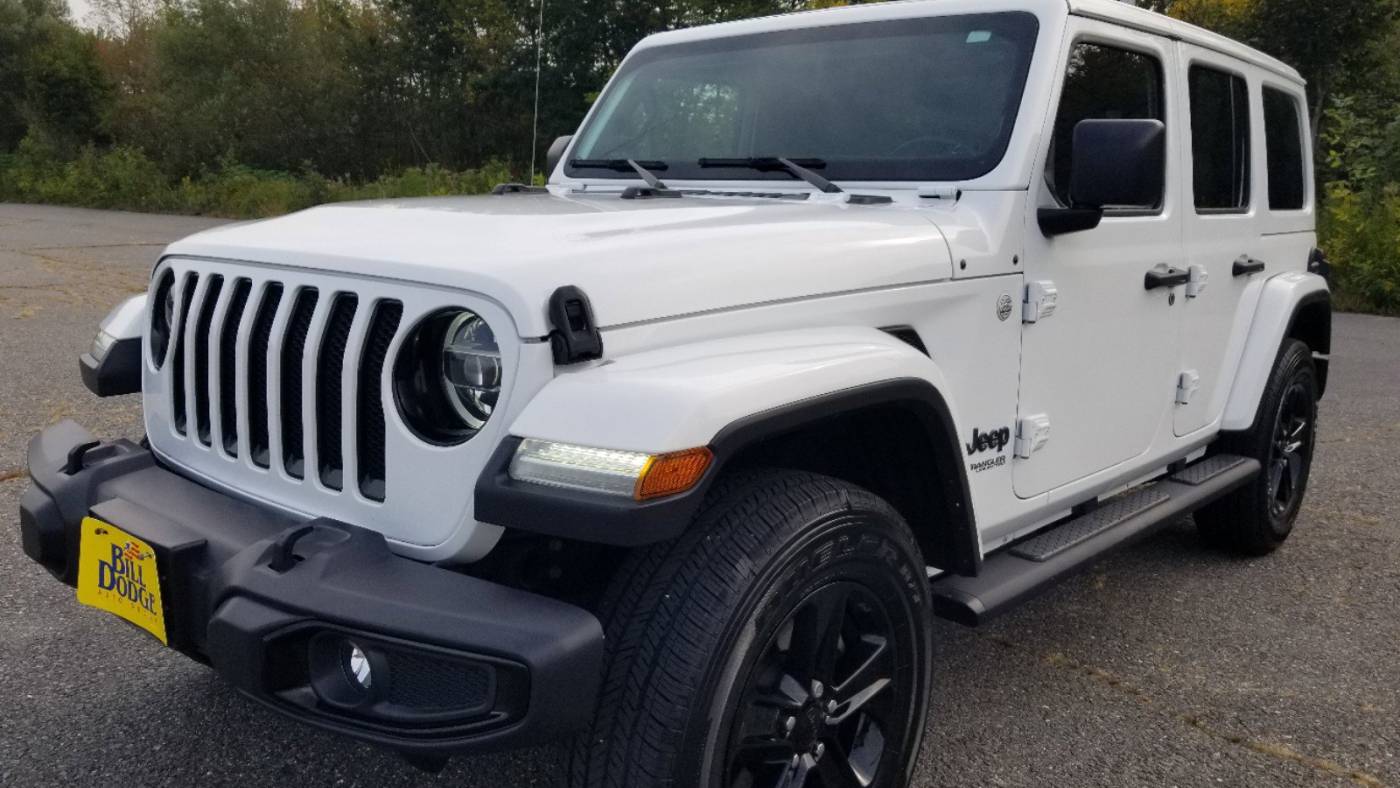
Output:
[1262, 87, 1307, 211]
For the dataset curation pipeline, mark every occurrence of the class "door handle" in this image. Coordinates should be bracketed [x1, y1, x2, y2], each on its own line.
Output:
[1233, 256, 1267, 277]
[1145, 266, 1191, 291]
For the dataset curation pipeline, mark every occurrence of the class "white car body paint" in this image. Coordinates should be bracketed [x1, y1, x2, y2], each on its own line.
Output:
[123, 0, 1325, 564]
[1222, 272, 1330, 431]
[166, 195, 953, 338]
[98, 293, 148, 340]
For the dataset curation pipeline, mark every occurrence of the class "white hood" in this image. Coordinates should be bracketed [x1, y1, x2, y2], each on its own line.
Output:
[165, 191, 954, 337]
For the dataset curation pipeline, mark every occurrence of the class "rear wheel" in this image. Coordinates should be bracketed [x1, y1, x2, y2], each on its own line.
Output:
[567, 470, 933, 788]
[1197, 339, 1319, 555]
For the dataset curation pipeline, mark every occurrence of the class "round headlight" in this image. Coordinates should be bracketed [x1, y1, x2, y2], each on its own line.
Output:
[442, 311, 501, 429]
[394, 309, 503, 445]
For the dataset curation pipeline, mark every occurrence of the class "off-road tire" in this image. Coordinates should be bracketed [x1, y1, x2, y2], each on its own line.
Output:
[565, 469, 933, 788]
[1196, 339, 1319, 555]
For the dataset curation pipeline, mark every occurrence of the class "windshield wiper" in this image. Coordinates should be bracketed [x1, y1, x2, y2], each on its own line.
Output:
[570, 158, 673, 192]
[699, 157, 843, 194]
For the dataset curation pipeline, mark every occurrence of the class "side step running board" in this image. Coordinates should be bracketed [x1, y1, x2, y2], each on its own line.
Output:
[931, 455, 1259, 627]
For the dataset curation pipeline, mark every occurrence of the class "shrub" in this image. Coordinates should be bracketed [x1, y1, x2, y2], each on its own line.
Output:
[1321, 182, 1400, 315]
[0, 136, 513, 219]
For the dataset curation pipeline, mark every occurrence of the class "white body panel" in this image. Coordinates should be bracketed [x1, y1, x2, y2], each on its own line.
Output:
[99, 294, 149, 340]
[1222, 272, 1329, 431]
[1013, 16, 1187, 499]
[167, 196, 953, 338]
[118, 0, 1320, 563]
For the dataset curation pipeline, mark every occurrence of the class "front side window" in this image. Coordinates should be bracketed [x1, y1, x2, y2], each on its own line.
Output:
[1263, 87, 1307, 210]
[1189, 65, 1250, 211]
[569, 13, 1041, 183]
[1046, 42, 1165, 210]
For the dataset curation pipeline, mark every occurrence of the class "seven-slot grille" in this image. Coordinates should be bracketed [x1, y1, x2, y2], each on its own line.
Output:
[157, 269, 403, 502]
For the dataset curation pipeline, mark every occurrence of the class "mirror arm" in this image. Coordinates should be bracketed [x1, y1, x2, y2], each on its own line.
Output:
[1037, 206, 1104, 237]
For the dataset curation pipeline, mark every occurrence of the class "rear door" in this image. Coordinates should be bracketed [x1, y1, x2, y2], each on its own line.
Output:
[1015, 21, 1186, 499]
[1175, 49, 1316, 436]
[1174, 47, 1260, 436]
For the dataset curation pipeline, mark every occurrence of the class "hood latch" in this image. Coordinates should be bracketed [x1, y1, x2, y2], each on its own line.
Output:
[548, 286, 604, 365]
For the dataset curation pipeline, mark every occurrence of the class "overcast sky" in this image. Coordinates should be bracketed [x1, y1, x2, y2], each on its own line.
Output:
[68, 0, 98, 28]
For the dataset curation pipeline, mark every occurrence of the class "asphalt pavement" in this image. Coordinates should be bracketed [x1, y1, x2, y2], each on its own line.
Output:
[1, 203, 1397, 786]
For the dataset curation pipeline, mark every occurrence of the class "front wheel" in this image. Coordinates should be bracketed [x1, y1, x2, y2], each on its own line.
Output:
[567, 470, 933, 788]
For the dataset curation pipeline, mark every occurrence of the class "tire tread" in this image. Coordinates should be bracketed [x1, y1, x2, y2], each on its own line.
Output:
[565, 469, 921, 788]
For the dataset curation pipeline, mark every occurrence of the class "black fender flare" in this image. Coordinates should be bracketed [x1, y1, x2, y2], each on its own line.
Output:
[475, 379, 980, 576]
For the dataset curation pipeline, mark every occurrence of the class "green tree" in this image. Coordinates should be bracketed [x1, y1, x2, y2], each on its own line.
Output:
[106, 0, 358, 176]
[0, 0, 110, 153]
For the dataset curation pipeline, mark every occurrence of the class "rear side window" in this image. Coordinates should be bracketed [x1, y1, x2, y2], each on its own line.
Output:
[1263, 87, 1306, 210]
[1188, 65, 1250, 211]
[1047, 43, 1166, 210]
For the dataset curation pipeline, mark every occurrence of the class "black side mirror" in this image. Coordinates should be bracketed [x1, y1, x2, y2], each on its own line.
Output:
[546, 135, 573, 178]
[1039, 118, 1166, 237]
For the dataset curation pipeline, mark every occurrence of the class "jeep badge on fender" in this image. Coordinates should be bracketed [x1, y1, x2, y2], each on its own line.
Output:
[966, 426, 1012, 456]
[21, 2, 1329, 786]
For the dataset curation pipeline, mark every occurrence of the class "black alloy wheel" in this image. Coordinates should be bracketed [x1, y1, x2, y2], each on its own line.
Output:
[724, 581, 916, 788]
[567, 470, 932, 788]
[1267, 380, 1313, 520]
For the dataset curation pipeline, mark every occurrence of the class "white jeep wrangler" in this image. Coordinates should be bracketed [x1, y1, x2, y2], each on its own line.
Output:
[22, 1, 1332, 785]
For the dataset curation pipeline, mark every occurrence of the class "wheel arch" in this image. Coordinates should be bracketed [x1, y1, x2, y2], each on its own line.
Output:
[1286, 292, 1332, 397]
[710, 380, 980, 578]
[477, 329, 980, 576]
[1222, 273, 1331, 432]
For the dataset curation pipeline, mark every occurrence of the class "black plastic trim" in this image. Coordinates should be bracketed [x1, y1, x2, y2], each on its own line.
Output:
[1233, 256, 1267, 277]
[931, 456, 1260, 626]
[1037, 206, 1103, 236]
[1286, 288, 1332, 399]
[80, 337, 142, 397]
[1308, 247, 1333, 284]
[474, 379, 982, 576]
[19, 421, 604, 756]
[491, 183, 549, 195]
[1145, 266, 1191, 290]
[547, 286, 603, 365]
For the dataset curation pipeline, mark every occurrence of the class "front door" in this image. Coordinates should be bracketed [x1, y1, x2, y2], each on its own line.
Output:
[1015, 22, 1186, 499]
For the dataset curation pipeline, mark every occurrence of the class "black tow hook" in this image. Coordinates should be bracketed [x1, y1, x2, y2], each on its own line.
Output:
[64, 440, 103, 475]
[267, 525, 317, 573]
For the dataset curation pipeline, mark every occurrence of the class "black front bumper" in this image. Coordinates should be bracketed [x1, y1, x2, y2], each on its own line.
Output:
[19, 421, 604, 757]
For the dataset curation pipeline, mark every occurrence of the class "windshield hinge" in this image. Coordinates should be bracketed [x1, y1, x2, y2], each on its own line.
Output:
[620, 186, 684, 200]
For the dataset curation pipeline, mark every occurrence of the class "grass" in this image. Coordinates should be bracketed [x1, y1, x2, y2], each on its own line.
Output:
[0, 143, 516, 220]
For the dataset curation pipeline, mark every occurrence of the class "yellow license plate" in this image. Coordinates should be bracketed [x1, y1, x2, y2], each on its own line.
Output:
[76, 517, 168, 645]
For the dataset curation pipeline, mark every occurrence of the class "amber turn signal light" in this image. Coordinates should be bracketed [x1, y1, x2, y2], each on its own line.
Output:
[635, 447, 714, 501]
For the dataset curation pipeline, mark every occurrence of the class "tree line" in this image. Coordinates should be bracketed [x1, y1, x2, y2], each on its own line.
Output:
[1, 0, 1397, 312]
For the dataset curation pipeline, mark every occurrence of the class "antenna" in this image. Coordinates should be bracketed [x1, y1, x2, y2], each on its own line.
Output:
[528, 0, 547, 184]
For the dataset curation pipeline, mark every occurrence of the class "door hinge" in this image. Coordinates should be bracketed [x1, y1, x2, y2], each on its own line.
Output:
[1023, 280, 1059, 324]
[1186, 265, 1209, 299]
[1015, 414, 1052, 459]
[1176, 370, 1201, 405]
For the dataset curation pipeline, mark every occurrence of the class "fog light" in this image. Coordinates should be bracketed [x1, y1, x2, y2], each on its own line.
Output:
[347, 642, 373, 690]
[308, 633, 381, 707]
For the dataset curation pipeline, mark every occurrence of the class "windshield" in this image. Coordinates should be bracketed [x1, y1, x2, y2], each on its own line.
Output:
[568, 12, 1039, 184]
